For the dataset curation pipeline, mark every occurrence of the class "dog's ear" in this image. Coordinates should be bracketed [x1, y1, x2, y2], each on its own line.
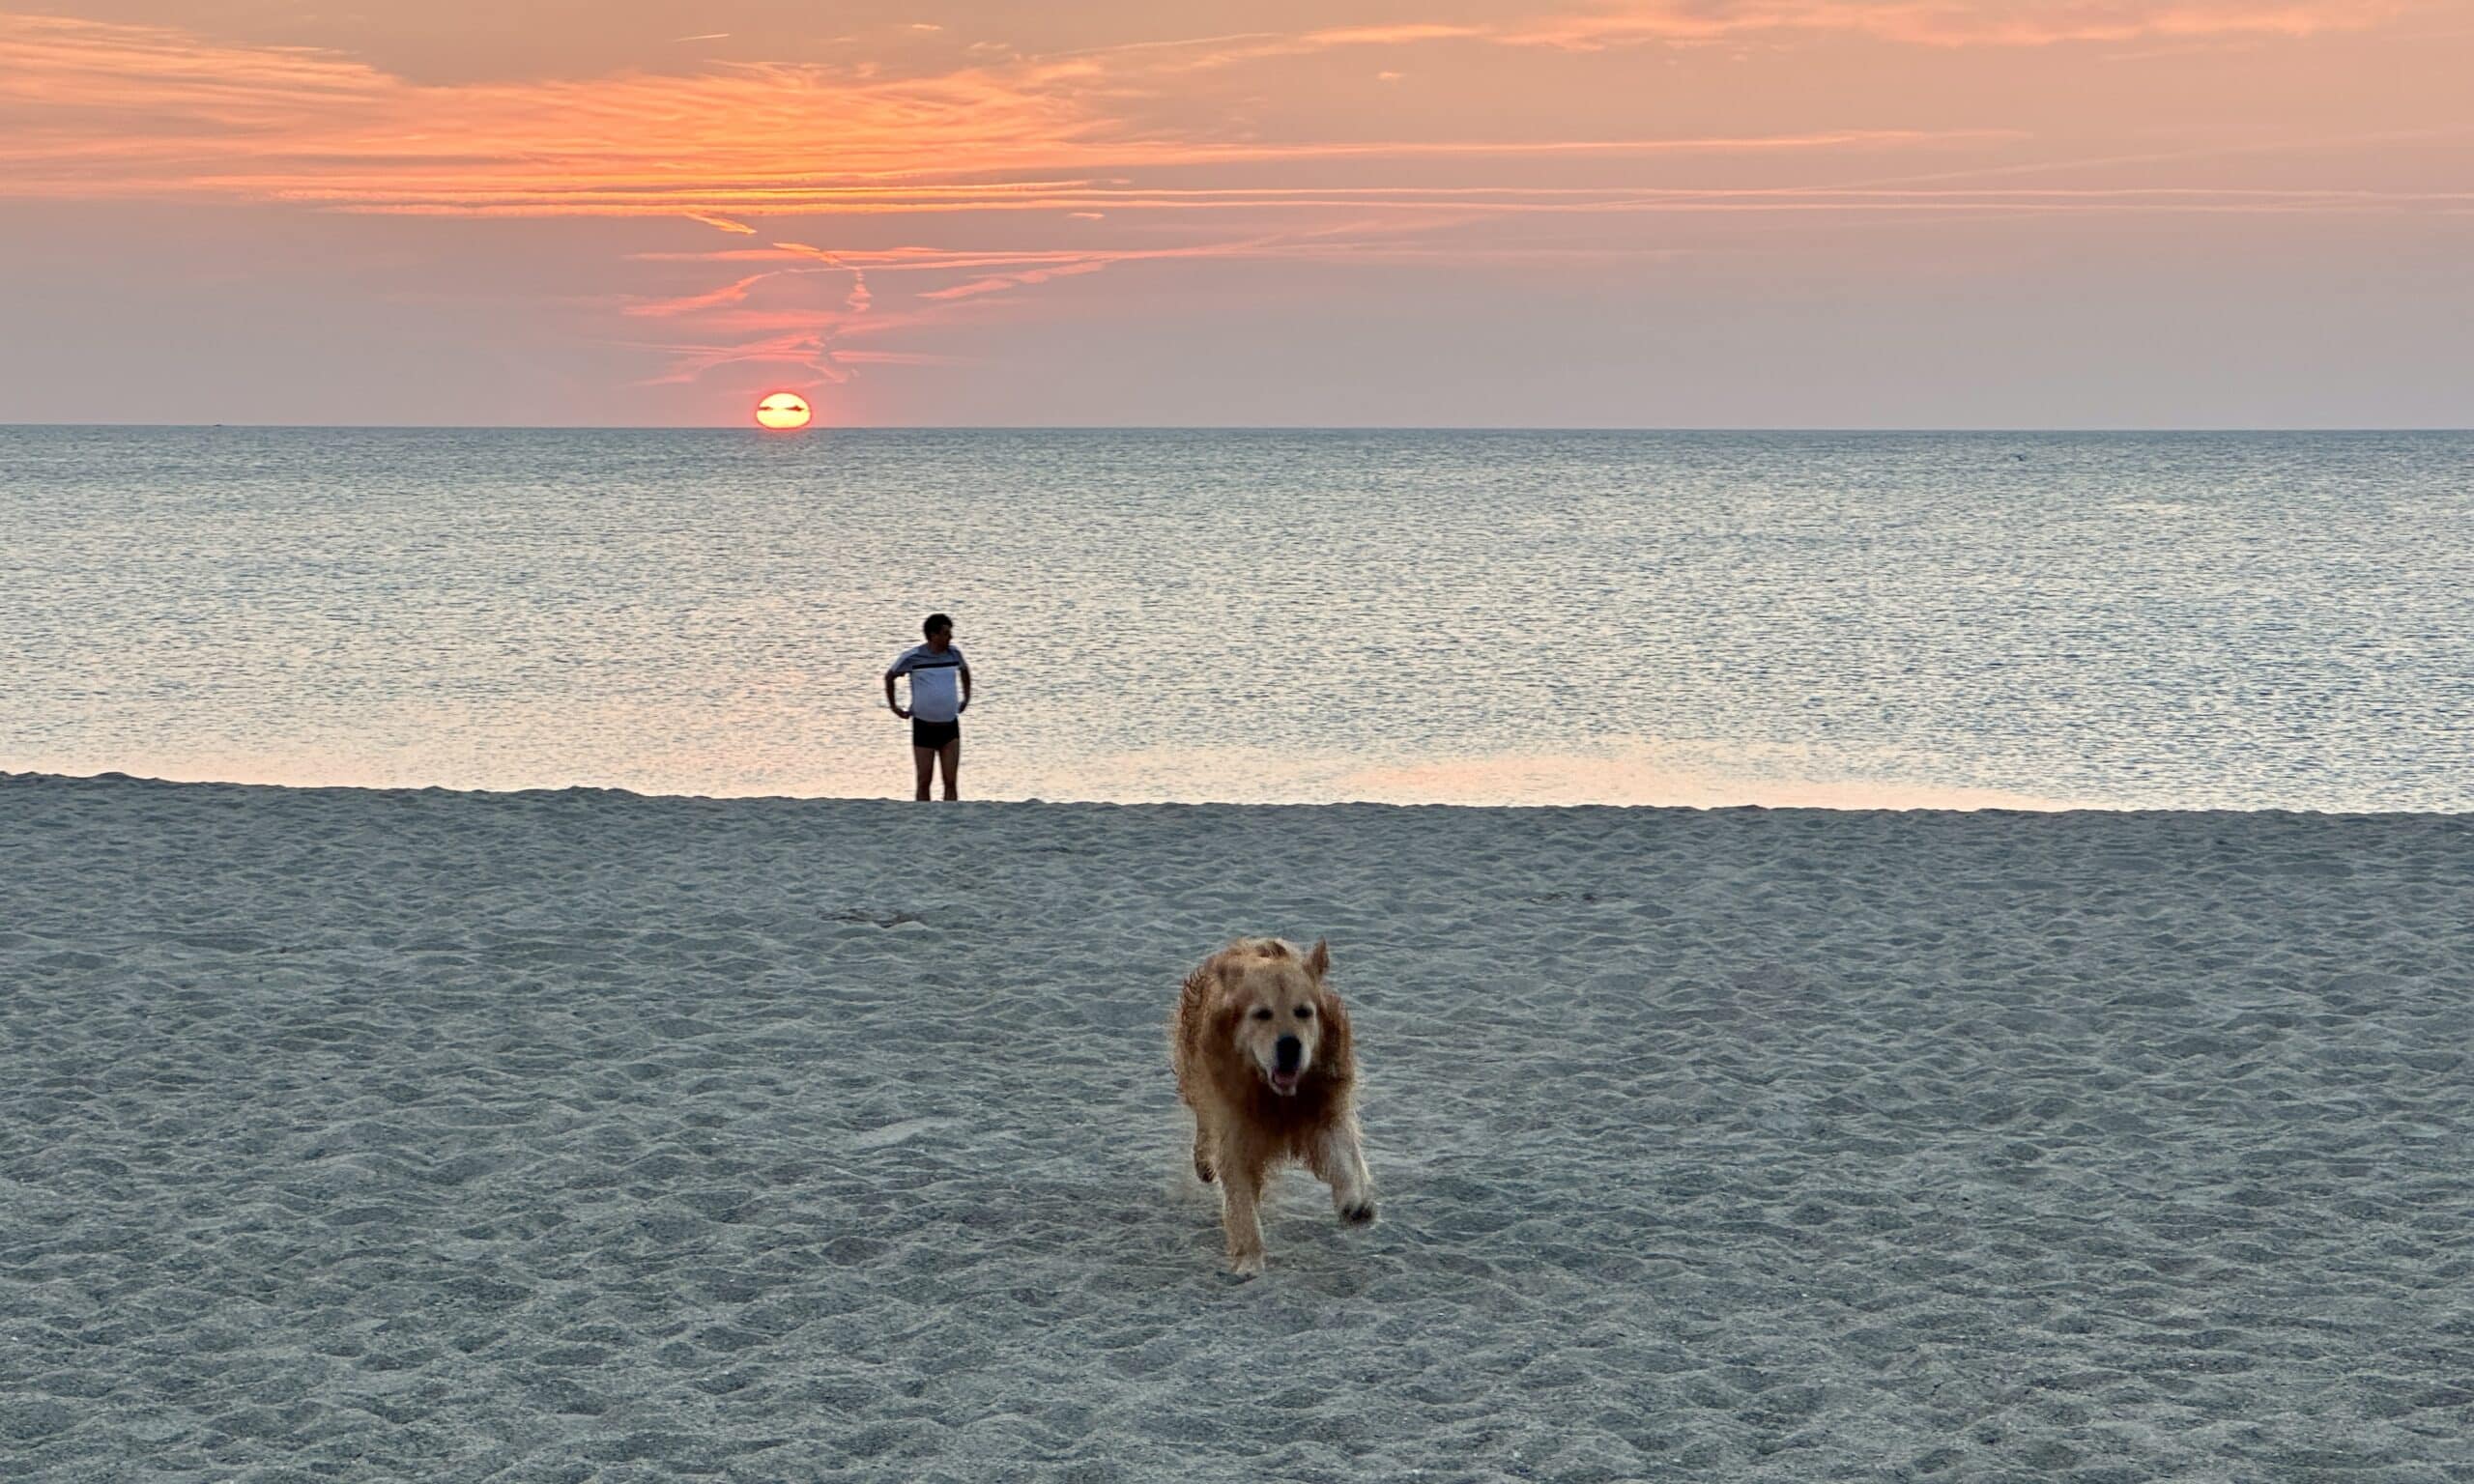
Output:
[1316, 983, 1352, 1070]
[1305, 938, 1331, 981]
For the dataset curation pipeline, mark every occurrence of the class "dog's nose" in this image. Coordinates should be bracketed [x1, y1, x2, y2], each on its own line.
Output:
[1274, 1035, 1302, 1072]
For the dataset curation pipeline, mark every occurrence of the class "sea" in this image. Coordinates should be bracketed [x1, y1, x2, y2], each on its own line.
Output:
[2, 427, 2466, 811]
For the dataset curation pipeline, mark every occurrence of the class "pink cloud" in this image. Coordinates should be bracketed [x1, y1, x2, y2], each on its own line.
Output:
[7, 3, 2447, 412]
[0, 11, 2044, 220]
[1509, 0, 2417, 48]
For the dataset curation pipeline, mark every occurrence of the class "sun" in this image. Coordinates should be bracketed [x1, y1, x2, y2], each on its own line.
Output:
[754, 391, 812, 430]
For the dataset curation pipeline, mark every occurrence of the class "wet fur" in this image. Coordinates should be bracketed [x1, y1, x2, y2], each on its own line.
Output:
[1169, 937, 1375, 1276]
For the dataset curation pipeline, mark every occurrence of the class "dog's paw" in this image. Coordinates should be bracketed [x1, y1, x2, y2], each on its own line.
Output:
[1340, 1200, 1378, 1225]
[1227, 1251, 1265, 1279]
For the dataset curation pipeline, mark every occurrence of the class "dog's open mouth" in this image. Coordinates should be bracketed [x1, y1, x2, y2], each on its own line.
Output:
[1267, 1068, 1303, 1096]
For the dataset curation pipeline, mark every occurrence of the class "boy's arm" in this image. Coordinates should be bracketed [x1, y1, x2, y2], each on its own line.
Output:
[959, 663, 972, 713]
[883, 668, 907, 717]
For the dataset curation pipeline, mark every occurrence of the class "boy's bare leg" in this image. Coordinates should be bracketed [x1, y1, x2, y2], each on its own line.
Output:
[912, 746, 935, 801]
[937, 739, 962, 801]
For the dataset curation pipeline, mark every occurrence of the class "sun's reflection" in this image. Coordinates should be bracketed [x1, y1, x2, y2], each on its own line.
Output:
[1332, 748, 2080, 811]
[954, 739, 2083, 810]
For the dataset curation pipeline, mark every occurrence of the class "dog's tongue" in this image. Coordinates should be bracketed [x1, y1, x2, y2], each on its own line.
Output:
[1270, 1069, 1302, 1095]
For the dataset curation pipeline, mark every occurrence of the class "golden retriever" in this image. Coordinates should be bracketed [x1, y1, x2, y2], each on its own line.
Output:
[1169, 937, 1374, 1276]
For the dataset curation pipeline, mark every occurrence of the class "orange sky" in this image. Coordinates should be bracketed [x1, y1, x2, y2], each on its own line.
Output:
[2, 1, 2468, 424]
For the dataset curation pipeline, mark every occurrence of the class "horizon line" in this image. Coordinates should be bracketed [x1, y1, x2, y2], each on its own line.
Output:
[6, 422, 2471, 435]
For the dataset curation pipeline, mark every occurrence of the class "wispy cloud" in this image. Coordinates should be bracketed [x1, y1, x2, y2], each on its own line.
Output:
[621, 270, 806, 318]
[0, 13, 1101, 210]
[6, 6, 2428, 222]
[772, 242, 875, 315]
[0, 14, 2014, 218]
[1507, 0, 2418, 48]
[613, 220, 1564, 384]
[916, 259, 1112, 300]
[4, 3, 2449, 409]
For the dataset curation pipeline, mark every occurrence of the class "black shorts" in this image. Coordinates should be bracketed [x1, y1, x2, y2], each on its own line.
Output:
[911, 718, 960, 750]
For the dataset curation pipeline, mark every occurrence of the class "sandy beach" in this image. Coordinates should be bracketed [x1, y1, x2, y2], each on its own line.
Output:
[3, 771, 2470, 1481]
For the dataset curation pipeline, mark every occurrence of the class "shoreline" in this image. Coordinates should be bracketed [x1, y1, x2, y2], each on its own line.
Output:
[9, 767, 2462, 819]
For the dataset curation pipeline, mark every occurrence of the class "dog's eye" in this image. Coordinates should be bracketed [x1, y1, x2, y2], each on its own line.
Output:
[1251, 1008, 1272, 1021]
[1294, 1006, 1313, 1019]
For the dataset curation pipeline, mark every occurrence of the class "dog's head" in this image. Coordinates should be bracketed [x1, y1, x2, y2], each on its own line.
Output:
[1216, 938, 1338, 1098]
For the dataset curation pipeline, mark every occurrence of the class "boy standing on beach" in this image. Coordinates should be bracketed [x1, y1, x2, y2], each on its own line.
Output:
[884, 614, 971, 801]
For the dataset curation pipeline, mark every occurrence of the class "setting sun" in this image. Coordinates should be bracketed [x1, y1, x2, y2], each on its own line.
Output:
[754, 392, 811, 431]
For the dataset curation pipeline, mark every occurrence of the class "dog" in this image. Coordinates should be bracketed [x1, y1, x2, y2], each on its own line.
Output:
[1169, 937, 1374, 1276]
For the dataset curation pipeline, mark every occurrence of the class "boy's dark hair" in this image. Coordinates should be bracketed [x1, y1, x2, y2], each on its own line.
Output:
[923, 613, 953, 638]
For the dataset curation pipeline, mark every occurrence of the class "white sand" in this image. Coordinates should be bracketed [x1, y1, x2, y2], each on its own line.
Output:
[3, 773, 2470, 1482]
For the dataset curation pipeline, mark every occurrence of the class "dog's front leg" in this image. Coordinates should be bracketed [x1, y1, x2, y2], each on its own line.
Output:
[1314, 1122, 1377, 1225]
[1190, 1117, 1217, 1184]
[1215, 1148, 1267, 1277]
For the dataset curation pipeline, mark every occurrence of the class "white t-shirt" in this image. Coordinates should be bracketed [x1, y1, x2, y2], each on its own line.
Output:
[889, 643, 965, 723]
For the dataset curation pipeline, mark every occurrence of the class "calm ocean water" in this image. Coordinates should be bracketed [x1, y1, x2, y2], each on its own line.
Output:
[1, 427, 2466, 810]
